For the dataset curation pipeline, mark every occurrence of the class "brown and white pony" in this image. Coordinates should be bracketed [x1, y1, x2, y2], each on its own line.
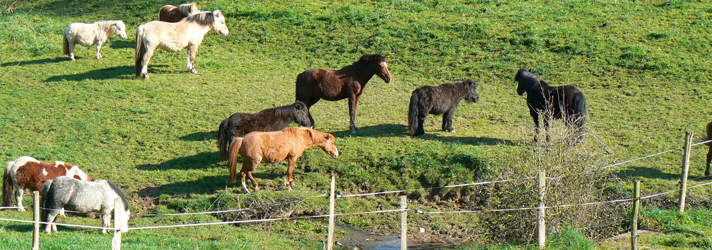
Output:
[159, 2, 200, 22]
[3, 156, 92, 211]
[135, 10, 229, 79]
[228, 127, 339, 193]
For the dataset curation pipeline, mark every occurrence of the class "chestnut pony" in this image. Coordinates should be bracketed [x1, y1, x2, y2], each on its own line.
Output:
[159, 3, 199, 22]
[3, 156, 92, 211]
[227, 127, 339, 193]
[295, 54, 392, 133]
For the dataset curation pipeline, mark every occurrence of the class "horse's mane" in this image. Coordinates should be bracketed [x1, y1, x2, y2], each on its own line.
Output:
[106, 180, 129, 211]
[178, 3, 199, 15]
[185, 11, 216, 26]
[358, 54, 386, 63]
[96, 21, 118, 34]
[273, 104, 296, 117]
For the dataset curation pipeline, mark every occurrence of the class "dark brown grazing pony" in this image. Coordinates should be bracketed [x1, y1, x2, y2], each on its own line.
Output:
[159, 3, 199, 22]
[408, 79, 479, 136]
[515, 68, 587, 143]
[705, 121, 712, 177]
[3, 156, 92, 211]
[295, 54, 392, 133]
[227, 127, 339, 193]
[217, 101, 311, 161]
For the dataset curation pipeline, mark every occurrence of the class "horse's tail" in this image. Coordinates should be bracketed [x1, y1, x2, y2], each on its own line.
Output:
[39, 180, 54, 223]
[227, 137, 243, 183]
[407, 93, 419, 135]
[217, 118, 230, 161]
[2, 161, 14, 207]
[62, 30, 69, 56]
[135, 26, 145, 77]
[572, 92, 587, 136]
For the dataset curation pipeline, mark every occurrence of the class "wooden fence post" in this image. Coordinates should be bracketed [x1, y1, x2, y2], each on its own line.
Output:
[111, 198, 123, 250]
[400, 195, 407, 250]
[631, 179, 640, 250]
[679, 131, 692, 213]
[537, 170, 546, 250]
[327, 172, 336, 250]
[32, 191, 39, 250]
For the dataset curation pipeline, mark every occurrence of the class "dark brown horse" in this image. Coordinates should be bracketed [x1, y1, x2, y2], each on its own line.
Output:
[515, 68, 587, 143]
[706, 121, 712, 177]
[295, 54, 392, 133]
[408, 79, 479, 136]
[217, 101, 311, 161]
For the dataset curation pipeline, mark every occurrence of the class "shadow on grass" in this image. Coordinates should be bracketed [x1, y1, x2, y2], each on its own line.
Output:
[332, 124, 516, 146]
[109, 39, 135, 49]
[138, 172, 282, 197]
[180, 131, 217, 141]
[618, 167, 680, 181]
[136, 152, 220, 171]
[1, 57, 68, 67]
[44, 65, 134, 82]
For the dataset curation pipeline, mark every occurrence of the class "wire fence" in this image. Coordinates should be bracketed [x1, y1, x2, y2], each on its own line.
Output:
[1, 138, 711, 243]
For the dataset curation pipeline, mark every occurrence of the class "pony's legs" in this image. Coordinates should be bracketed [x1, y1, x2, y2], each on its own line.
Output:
[95, 41, 103, 59]
[348, 95, 360, 133]
[186, 45, 198, 73]
[68, 40, 76, 61]
[140, 46, 156, 79]
[101, 212, 111, 234]
[14, 185, 24, 211]
[285, 158, 297, 190]
[45, 210, 60, 234]
[531, 111, 540, 142]
[442, 109, 455, 132]
[304, 98, 320, 128]
[543, 117, 551, 142]
[415, 110, 427, 136]
[240, 171, 250, 193]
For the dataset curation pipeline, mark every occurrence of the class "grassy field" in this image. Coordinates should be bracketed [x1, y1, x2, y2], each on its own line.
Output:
[1, 0, 712, 249]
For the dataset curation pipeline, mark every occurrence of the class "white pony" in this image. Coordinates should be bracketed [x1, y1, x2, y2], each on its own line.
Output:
[63, 20, 128, 61]
[41, 176, 130, 234]
[135, 10, 229, 79]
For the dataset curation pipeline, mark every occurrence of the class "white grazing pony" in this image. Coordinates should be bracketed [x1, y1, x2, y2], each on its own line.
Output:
[135, 10, 229, 79]
[63, 20, 127, 61]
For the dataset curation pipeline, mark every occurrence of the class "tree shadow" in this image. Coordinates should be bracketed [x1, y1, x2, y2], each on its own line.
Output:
[136, 152, 220, 171]
[44, 65, 134, 82]
[1, 57, 68, 67]
[180, 131, 217, 141]
[138, 172, 283, 197]
[332, 124, 516, 146]
[618, 167, 680, 181]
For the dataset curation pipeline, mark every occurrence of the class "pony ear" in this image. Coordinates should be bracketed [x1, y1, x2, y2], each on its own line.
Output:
[295, 104, 301, 110]
[214, 10, 222, 17]
[308, 129, 316, 139]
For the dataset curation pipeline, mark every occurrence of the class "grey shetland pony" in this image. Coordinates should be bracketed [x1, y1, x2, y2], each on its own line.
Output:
[63, 20, 128, 61]
[135, 10, 229, 79]
[40, 176, 130, 234]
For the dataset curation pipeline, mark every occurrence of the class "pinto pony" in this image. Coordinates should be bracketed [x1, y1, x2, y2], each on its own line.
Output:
[227, 127, 339, 193]
[217, 101, 311, 161]
[135, 10, 229, 79]
[408, 79, 479, 136]
[295, 54, 392, 133]
[3, 156, 92, 211]
[515, 68, 587, 143]
[41, 176, 130, 234]
[63, 20, 127, 61]
[159, 3, 200, 22]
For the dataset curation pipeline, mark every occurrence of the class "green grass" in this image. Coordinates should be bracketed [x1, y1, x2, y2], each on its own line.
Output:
[2, 0, 712, 249]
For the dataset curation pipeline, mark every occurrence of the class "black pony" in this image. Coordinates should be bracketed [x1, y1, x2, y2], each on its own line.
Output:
[514, 68, 587, 142]
[217, 101, 311, 160]
[408, 79, 479, 136]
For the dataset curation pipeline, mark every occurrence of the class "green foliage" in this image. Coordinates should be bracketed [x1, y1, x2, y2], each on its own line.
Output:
[548, 227, 595, 250]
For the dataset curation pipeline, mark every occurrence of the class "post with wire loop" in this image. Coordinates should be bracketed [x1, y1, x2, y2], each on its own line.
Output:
[537, 170, 546, 250]
[32, 191, 40, 250]
[327, 171, 336, 250]
[400, 195, 407, 250]
[631, 179, 640, 250]
[679, 131, 693, 213]
[112, 198, 122, 250]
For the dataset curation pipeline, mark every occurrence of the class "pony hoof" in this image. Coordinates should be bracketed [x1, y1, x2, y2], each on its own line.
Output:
[143, 74, 149, 80]
[190, 69, 197, 74]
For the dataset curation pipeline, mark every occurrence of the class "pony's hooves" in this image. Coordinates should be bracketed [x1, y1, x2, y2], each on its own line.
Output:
[190, 69, 197, 74]
[18, 208, 25, 212]
[143, 74, 149, 80]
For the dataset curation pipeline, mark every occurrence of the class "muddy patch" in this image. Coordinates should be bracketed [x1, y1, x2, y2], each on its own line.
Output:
[334, 223, 462, 250]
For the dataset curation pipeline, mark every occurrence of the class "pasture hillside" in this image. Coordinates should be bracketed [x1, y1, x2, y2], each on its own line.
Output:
[1, 0, 712, 249]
